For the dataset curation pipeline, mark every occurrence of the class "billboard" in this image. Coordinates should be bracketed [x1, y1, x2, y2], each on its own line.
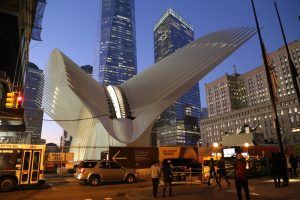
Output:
[109, 147, 158, 168]
[159, 147, 199, 162]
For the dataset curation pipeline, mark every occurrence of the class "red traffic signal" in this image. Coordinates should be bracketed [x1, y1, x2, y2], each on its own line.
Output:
[16, 92, 23, 108]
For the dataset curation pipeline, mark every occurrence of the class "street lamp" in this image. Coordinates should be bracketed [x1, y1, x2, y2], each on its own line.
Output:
[244, 142, 250, 169]
[213, 142, 219, 148]
[213, 142, 219, 160]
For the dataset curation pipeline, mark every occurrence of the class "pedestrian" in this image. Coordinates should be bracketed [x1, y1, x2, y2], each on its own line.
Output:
[234, 153, 250, 200]
[162, 160, 173, 197]
[218, 156, 231, 187]
[270, 152, 281, 187]
[149, 161, 161, 198]
[289, 154, 299, 177]
[287, 154, 292, 177]
[208, 157, 219, 186]
[279, 152, 289, 186]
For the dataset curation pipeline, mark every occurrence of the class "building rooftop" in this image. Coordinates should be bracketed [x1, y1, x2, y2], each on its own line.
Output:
[153, 8, 193, 31]
[28, 62, 42, 71]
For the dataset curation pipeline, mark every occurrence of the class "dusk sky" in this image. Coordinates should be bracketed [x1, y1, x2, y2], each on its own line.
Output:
[29, 0, 300, 145]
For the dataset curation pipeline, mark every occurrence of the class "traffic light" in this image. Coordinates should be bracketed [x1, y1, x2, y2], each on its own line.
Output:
[16, 92, 23, 108]
[5, 92, 23, 108]
[5, 92, 15, 108]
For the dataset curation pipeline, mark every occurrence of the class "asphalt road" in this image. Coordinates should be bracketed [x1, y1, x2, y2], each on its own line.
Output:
[1, 177, 300, 200]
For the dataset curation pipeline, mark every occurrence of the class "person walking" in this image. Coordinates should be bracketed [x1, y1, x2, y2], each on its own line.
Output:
[279, 152, 289, 186]
[208, 157, 219, 186]
[149, 161, 161, 198]
[218, 156, 231, 187]
[270, 152, 281, 187]
[289, 154, 299, 177]
[234, 153, 250, 200]
[162, 160, 173, 197]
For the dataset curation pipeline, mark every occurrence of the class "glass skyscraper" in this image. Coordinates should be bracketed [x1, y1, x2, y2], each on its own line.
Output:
[99, 0, 137, 85]
[23, 62, 44, 144]
[152, 8, 201, 146]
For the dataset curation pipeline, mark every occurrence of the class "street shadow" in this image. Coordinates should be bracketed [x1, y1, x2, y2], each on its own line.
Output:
[78, 178, 147, 187]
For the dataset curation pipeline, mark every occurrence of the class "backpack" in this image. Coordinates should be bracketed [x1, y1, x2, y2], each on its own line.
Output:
[235, 159, 246, 180]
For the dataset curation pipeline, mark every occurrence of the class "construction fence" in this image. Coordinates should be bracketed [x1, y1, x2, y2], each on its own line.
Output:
[44, 145, 300, 182]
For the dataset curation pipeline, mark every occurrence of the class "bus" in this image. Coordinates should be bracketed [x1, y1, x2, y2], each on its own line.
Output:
[0, 144, 46, 192]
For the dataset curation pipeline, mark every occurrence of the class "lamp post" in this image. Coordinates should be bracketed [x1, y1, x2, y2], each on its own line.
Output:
[250, 0, 285, 154]
[244, 142, 250, 169]
[213, 142, 219, 160]
[244, 142, 250, 156]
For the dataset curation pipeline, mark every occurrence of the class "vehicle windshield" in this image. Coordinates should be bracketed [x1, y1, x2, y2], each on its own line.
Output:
[78, 161, 97, 168]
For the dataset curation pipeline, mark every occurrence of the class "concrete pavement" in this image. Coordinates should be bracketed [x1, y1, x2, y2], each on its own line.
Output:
[125, 177, 300, 200]
[1, 176, 300, 200]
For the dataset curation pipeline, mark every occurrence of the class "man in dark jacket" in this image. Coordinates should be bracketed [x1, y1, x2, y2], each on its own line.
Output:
[218, 156, 231, 187]
[289, 154, 299, 177]
[235, 153, 250, 200]
[208, 157, 219, 186]
[270, 153, 281, 187]
[162, 160, 173, 197]
[279, 152, 289, 186]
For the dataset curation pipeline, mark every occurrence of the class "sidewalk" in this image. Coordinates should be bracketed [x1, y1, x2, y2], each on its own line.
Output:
[247, 178, 300, 199]
[125, 177, 300, 200]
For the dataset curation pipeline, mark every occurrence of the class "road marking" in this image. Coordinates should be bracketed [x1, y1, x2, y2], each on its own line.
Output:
[225, 189, 260, 196]
[49, 183, 57, 191]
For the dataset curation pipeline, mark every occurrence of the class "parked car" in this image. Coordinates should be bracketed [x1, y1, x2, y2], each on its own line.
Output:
[74, 160, 139, 186]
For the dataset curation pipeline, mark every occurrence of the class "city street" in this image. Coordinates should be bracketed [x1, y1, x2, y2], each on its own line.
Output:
[1, 176, 300, 200]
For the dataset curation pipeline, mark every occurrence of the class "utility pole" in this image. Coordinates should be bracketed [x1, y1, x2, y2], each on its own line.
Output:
[274, 2, 300, 104]
[250, 0, 285, 154]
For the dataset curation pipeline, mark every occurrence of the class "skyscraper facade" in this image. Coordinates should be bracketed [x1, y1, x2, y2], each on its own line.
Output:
[23, 62, 44, 144]
[152, 8, 201, 146]
[201, 40, 300, 146]
[99, 0, 137, 85]
[206, 67, 269, 117]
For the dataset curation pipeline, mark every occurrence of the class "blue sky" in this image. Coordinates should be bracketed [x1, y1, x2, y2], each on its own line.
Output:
[29, 0, 300, 144]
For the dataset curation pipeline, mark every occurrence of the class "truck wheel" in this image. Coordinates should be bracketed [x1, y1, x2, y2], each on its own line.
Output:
[126, 174, 135, 183]
[89, 175, 101, 186]
[0, 177, 16, 192]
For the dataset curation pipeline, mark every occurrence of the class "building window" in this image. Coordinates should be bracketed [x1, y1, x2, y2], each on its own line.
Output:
[290, 116, 294, 123]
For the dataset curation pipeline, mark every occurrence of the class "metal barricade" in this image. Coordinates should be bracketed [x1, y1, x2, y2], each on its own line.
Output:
[171, 168, 202, 184]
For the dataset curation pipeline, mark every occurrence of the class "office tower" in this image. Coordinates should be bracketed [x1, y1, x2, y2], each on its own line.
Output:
[201, 40, 300, 146]
[81, 65, 93, 77]
[205, 67, 269, 117]
[99, 0, 137, 85]
[152, 8, 201, 146]
[200, 108, 208, 121]
[23, 62, 44, 144]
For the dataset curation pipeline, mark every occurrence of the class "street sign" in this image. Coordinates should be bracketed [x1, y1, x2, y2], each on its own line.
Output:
[112, 151, 127, 162]
[48, 153, 64, 161]
[109, 147, 158, 168]
[47, 153, 74, 162]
